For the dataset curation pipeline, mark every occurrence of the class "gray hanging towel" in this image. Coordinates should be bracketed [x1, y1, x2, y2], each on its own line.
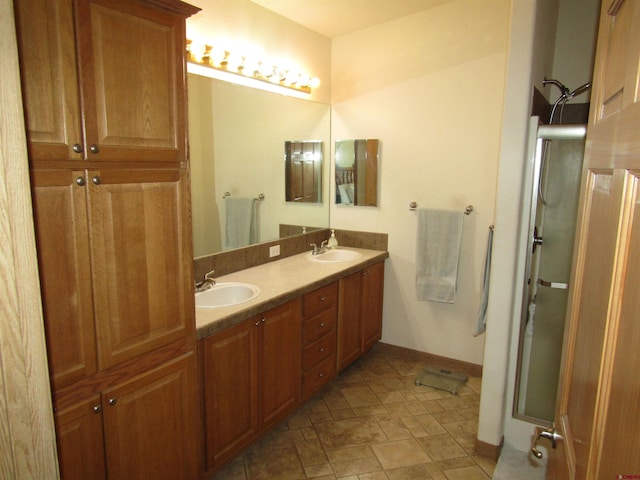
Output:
[473, 226, 494, 336]
[415, 208, 464, 303]
[225, 197, 258, 249]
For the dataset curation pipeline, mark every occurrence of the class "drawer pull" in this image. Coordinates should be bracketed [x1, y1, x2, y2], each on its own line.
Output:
[319, 372, 324, 378]
[320, 347, 324, 353]
[320, 296, 326, 302]
[320, 322, 325, 328]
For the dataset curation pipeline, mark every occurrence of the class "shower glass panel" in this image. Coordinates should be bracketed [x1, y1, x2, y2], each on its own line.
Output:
[514, 122, 586, 423]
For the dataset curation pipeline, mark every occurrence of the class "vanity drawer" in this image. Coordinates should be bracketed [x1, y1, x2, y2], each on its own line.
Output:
[302, 332, 336, 372]
[302, 307, 336, 346]
[303, 282, 337, 317]
[302, 356, 336, 398]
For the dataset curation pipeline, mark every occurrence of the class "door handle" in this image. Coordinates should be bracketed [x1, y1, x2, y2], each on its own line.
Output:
[531, 424, 563, 459]
[538, 279, 569, 289]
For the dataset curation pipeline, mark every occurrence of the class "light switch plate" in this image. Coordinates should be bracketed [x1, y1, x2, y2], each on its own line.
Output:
[269, 245, 280, 257]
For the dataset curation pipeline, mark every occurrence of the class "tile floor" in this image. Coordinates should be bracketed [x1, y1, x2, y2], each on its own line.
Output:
[211, 345, 496, 480]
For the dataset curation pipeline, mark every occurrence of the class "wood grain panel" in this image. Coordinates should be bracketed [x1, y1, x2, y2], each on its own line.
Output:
[13, 0, 83, 162]
[203, 320, 259, 469]
[259, 300, 301, 429]
[0, 3, 58, 475]
[88, 169, 191, 369]
[101, 353, 198, 479]
[31, 169, 97, 389]
[75, 0, 186, 162]
[55, 396, 106, 480]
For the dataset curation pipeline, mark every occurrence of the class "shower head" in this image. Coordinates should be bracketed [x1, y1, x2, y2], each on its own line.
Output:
[567, 82, 592, 99]
[543, 78, 570, 97]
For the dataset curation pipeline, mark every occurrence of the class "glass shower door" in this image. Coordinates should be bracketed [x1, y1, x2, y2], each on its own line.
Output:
[515, 123, 586, 422]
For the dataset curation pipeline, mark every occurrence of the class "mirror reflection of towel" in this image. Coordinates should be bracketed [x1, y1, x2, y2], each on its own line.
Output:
[225, 197, 258, 249]
[415, 209, 464, 303]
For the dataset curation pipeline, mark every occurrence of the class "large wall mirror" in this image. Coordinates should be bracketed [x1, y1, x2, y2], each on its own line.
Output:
[335, 139, 379, 206]
[188, 73, 331, 257]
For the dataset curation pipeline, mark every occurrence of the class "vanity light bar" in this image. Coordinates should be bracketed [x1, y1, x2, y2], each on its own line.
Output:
[186, 40, 320, 95]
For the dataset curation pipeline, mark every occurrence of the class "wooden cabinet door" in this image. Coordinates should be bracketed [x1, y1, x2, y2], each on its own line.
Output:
[88, 169, 193, 369]
[74, 0, 186, 163]
[361, 262, 384, 352]
[101, 353, 198, 479]
[259, 301, 301, 429]
[337, 271, 363, 371]
[203, 320, 259, 469]
[13, 0, 83, 163]
[55, 396, 106, 480]
[31, 169, 97, 389]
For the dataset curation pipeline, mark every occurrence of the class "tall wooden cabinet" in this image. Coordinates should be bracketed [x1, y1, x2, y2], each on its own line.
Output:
[14, 0, 200, 478]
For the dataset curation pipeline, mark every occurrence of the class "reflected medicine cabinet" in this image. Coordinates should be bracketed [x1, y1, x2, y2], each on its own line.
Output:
[335, 139, 379, 207]
[285, 140, 323, 203]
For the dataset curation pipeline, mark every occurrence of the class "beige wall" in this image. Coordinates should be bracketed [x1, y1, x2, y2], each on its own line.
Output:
[330, 0, 510, 365]
[187, 0, 331, 104]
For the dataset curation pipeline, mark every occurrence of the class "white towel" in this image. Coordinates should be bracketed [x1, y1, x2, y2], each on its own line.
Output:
[225, 197, 258, 249]
[415, 209, 464, 303]
[473, 226, 494, 336]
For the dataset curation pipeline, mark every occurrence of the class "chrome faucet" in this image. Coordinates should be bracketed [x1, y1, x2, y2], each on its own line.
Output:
[309, 240, 328, 255]
[195, 270, 216, 292]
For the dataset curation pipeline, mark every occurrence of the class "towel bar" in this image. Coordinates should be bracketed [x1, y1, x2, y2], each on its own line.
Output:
[223, 192, 265, 201]
[409, 202, 473, 214]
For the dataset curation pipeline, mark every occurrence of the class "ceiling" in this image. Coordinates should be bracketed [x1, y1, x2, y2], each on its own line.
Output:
[196, 0, 452, 39]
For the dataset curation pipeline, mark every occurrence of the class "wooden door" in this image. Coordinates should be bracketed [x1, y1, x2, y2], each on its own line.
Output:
[55, 396, 106, 480]
[13, 0, 83, 162]
[73, 0, 187, 163]
[548, 0, 640, 477]
[30, 169, 97, 389]
[101, 353, 198, 479]
[361, 262, 384, 352]
[88, 169, 192, 369]
[337, 271, 363, 371]
[203, 320, 259, 469]
[259, 300, 301, 429]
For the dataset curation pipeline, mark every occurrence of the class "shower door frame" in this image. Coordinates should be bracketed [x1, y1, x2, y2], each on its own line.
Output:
[512, 119, 586, 426]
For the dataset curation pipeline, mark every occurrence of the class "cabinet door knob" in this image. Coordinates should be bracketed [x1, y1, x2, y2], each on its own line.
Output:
[92, 176, 101, 185]
[363, 270, 369, 276]
[320, 322, 325, 328]
[75, 176, 86, 186]
[319, 347, 324, 353]
[318, 372, 324, 378]
[108, 398, 117, 406]
[320, 296, 325, 302]
[89, 144, 100, 154]
[255, 321, 260, 326]
[93, 405, 102, 414]
[72, 143, 84, 153]
[261, 317, 266, 323]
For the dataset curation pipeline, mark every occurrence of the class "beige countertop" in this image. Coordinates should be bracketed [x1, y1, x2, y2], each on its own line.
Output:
[195, 247, 388, 339]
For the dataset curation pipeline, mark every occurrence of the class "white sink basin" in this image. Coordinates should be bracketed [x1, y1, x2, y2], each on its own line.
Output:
[307, 249, 362, 263]
[195, 282, 260, 308]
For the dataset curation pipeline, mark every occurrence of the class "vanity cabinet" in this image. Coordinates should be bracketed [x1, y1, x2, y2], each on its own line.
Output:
[14, 0, 191, 164]
[202, 300, 301, 470]
[15, 0, 200, 478]
[338, 261, 385, 371]
[301, 283, 338, 399]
